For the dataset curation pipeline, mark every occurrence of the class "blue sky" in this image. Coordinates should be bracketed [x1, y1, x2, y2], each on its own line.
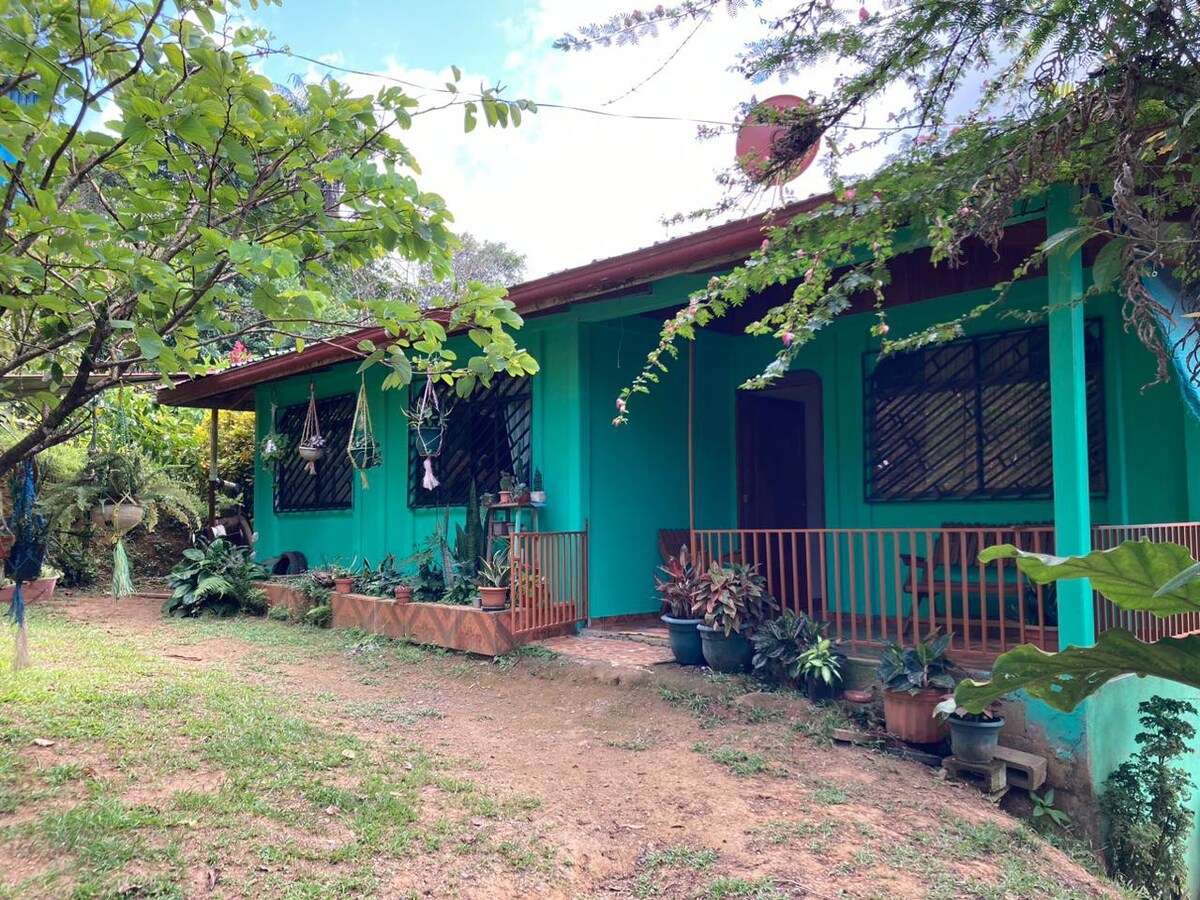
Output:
[237, 1, 839, 278]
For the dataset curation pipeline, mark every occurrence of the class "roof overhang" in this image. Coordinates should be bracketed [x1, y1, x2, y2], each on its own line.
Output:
[157, 194, 833, 410]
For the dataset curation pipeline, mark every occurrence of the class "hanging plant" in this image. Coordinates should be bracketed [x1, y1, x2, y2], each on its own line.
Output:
[347, 376, 381, 489]
[404, 377, 448, 490]
[298, 383, 325, 475]
[260, 402, 289, 481]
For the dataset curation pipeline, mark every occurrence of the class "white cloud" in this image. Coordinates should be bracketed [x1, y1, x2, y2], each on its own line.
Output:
[344, 1, 884, 278]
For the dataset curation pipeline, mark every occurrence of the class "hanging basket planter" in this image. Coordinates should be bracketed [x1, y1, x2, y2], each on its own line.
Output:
[260, 401, 289, 481]
[414, 425, 444, 457]
[298, 383, 325, 476]
[404, 376, 449, 491]
[347, 376, 382, 488]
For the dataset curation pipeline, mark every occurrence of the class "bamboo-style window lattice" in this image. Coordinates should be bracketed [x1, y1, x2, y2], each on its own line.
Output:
[408, 375, 532, 508]
[274, 392, 356, 512]
[864, 320, 1106, 501]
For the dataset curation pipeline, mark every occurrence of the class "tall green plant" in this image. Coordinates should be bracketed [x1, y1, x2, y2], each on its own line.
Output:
[956, 541, 1200, 712]
[1100, 697, 1196, 899]
[163, 539, 267, 618]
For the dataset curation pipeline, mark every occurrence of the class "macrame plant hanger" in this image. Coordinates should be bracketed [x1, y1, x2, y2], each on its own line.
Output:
[347, 375, 381, 489]
[260, 393, 287, 482]
[7, 460, 46, 671]
[299, 383, 324, 476]
[414, 376, 445, 491]
[109, 391, 135, 600]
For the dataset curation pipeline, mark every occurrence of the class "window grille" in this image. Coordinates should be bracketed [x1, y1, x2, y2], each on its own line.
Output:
[274, 392, 355, 512]
[408, 375, 532, 508]
[864, 321, 1106, 501]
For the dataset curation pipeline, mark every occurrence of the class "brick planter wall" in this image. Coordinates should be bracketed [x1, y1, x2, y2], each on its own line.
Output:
[329, 592, 542, 656]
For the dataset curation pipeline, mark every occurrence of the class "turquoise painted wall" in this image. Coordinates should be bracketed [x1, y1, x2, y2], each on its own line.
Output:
[1088, 677, 1200, 898]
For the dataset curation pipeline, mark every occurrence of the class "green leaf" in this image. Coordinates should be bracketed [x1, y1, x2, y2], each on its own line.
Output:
[388, 348, 412, 386]
[1091, 238, 1125, 292]
[979, 540, 1200, 614]
[955, 629, 1200, 713]
[1041, 225, 1088, 258]
[136, 327, 164, 361]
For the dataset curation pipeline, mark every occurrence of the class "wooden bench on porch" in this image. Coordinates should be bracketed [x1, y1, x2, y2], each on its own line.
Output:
[897, 524, 1057, 631]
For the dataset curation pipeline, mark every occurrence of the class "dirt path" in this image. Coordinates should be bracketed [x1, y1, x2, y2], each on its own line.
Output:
[2, 594, 1122, 899]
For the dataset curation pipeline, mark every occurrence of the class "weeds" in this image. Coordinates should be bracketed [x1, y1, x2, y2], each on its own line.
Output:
[693, 743, 781, 777]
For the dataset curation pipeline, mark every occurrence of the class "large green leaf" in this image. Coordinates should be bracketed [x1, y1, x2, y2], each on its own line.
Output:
[979, 541, 1200, 615]
[955, 629, 1200, 712]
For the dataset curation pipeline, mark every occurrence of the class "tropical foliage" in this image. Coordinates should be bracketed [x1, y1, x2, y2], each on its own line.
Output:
[163, 539, 267, 617]
[750, 608, 833, 687]
[1100, 696, 1196, 899]
[955, 541, 1200, 712]
[877, 631, 956, 694]
[698, 562, 778, 636]
[654, 543, 707, 619]
[559, 2, 1200, 422]
[0, 0, 538, 471]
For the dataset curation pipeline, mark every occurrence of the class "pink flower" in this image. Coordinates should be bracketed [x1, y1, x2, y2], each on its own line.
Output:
[782, 332, 794, 346]
[859, 6, 869, 21]
[871, 192, 882, 202]
[959, 206, 970, 218]
[761, 239, 770, 251]
[879, 323, 890, 335]
[843, 188, 857, 201]
[616, 398, 627, 412]
[795, 249, 806, 259]
[229, 341, 249, 365]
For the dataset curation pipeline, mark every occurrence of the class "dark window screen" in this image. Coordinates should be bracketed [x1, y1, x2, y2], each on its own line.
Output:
[864, 320, 1106, 501]
[274, 392, 355, 513]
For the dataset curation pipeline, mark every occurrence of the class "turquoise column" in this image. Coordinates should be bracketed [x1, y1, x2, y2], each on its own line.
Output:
[1047, 185, 1095, 647]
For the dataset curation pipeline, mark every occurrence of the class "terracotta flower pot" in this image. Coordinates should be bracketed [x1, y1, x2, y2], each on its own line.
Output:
[479, 586, 508, 610]
[333, 577, 354, 594]
[883, 689, 950, 744]
[498, 491, 512, 504]
[394, 585, 414, 604]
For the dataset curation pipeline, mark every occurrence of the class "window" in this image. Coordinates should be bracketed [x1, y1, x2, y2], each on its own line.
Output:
[274, 392, 355, 513]
[864, 321, 1106, 501]
[408, 375, 532, 508]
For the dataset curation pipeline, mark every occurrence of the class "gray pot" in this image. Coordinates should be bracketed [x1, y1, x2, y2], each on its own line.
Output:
[697, 623, 753, 673]
[949, 716, 1005, 763]
[661, 615, 704, 666]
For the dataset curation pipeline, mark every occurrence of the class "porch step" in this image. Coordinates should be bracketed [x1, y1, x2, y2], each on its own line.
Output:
[992, 745, 1048, 791]
[943, 756, 1008, 793]
[578, 627, 669, 648]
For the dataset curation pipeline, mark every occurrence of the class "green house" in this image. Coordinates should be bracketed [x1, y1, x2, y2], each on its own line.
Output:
[160, 188, 1200, 887]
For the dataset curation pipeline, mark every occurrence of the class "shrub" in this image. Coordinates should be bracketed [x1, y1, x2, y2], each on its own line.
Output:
[163, 539, 267, 617]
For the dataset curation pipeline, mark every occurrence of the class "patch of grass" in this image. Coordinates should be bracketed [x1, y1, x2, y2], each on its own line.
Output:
[831, 847, 877, 875]
[493, 644, 559, 671]
[605, 734, 656, 752]
[811, 785, 849, 805]
[693, 743, 782, 777]
[641, 845, 719, 870]
[791, 705, 851, 747]
[702, 876, 786, 899]
[658, 687, 729, 727]
[748, 818, 836, 847]
[745, 706, 783, 724]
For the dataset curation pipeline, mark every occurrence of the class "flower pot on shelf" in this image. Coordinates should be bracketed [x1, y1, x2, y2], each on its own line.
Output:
[661, 615, 705, 666]
[498, 491, 512, 504]
[948, 716, 1005, 763]
[882, 689, 950, 744]
[529, 491, 546, 504]
[394, 585, 414, 604]
[479, 586, 508, 610]
[698, 623, 754, 673]
[333, 577, 354, 594]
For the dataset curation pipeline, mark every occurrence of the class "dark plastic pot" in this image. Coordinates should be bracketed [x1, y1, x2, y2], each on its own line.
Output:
[805, 675, 838, 705]
[698, 623, 753, 673]
[949, 716, 1005, 763]
[661, 615, 704, 666]
[415, 426, 443, 456]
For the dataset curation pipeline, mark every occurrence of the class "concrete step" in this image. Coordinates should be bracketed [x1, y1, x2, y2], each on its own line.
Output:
[579, 627, 669, 647]
[992, 745, 1048, 791]
[943, 756, 1008, 794]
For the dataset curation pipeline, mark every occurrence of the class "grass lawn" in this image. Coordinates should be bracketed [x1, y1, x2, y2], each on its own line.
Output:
[0, 600, 1134, 899]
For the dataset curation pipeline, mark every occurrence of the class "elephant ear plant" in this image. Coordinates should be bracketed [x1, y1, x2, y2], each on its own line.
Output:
[956, 540, 1200, 714]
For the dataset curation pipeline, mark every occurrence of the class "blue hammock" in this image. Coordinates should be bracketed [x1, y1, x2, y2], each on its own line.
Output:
[1143, 275, 1200, 421]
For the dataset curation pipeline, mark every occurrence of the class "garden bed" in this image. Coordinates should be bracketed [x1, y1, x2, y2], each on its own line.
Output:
[0, 576, 58, 604]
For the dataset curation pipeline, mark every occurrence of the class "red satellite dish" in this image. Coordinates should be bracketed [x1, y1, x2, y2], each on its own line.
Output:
[735, 95, 818, 185]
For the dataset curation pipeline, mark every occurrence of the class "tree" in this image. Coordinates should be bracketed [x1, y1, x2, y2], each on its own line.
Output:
[410, 232, 527, 307]
[0, 0, 538, 473]
[557, 1, 1200, 423]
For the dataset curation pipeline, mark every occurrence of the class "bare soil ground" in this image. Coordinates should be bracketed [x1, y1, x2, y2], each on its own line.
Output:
[0, 594, 1127, 900]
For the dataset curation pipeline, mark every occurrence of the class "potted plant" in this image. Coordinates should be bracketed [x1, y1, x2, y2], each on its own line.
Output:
[404, 404, 446, 456]
[498, 473, 514, 505]
[696, 562, 779, 673]
[511, 480, 529, 506]
[655, 544, 707, 666]
[797, 637, 845, 704]
[327, 561, 356, 594]
[529, 469, 546, 504]
[752, 609, 825, 685]
[298, 433, 326, 467]
[478, 550, 510, 610]
[394, 573, 416, 604]
[0, 563, 61, 604]
[876, 631, 957, 743]
[935, 694, 1005, 762]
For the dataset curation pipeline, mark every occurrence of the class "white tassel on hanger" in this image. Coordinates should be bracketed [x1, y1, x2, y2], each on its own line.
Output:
[422, 457, 439, 490]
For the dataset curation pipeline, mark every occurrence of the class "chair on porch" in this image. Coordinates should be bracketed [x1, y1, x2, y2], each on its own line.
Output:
[897, 525, 1057, 638]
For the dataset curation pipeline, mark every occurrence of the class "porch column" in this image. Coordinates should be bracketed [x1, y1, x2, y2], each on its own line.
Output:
[1047, 184, 1095, 648]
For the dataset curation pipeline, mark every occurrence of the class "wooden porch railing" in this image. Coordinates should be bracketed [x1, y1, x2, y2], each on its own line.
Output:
[509, 526, 588, 636]
[1092, 522, 1200, 642]
[692, 522, 1200, 663]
